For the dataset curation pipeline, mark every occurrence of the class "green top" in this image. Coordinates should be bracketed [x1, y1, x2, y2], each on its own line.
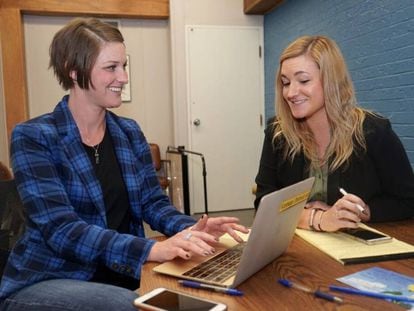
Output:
[308, 163, 328, 202]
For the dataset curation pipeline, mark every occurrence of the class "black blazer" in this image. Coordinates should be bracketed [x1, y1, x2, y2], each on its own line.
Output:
[254, 114, 414, 222]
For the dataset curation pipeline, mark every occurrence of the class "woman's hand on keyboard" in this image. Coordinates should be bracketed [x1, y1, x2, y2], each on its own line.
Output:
[147, 228, 218, 262]
[147, 215, 248, 262]
[191, 214, 249, 243]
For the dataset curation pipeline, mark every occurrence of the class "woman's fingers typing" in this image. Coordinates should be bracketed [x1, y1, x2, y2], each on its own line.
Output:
[147, 229, 217, 262]
[148, 215, 249, 263]
[192, 215, 249, 242]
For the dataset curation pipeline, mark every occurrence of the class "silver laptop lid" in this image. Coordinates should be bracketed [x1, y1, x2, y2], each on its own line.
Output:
[232, 177, 315, 287]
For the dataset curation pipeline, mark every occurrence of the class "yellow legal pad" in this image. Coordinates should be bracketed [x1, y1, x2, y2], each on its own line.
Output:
[295, 224, 414, 265]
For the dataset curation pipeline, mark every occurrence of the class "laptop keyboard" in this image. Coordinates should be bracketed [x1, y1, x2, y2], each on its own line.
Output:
[182, 242, 245, 283]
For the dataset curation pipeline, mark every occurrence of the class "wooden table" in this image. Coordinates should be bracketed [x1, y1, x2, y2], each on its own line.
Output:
[138, 220, 414, 310]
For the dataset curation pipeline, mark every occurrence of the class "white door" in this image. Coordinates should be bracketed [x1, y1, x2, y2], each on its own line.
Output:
[186, 26, 264, 213]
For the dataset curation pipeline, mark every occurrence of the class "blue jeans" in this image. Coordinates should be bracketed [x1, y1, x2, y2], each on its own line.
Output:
[0, 279, 139, 310]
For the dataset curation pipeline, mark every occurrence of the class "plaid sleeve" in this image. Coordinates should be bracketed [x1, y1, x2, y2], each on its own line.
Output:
[10, 121, 156, 280]
[115, 117, 196, 236]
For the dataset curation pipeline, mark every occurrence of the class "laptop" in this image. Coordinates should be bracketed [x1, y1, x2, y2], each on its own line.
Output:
[153, 177, 315, 288]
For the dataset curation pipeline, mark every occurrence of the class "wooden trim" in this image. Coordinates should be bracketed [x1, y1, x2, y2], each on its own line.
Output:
[2, 0, 169, 19]
[1, 7, 28, 140]
[244, 0, 284, 15]
[0, 0, 169, 141]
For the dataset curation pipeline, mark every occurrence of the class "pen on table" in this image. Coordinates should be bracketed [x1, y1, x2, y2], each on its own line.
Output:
[278, 279, 343, 303]
[339, 187, 365, 213]
[329, 285, 414, 303]
[178, 280, 244, 296]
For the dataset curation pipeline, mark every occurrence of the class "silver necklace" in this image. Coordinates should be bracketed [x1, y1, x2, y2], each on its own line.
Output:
[92, 144, 100, 164]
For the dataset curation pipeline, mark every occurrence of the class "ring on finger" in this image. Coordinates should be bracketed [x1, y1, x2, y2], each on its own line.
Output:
[184, 232, 192, 241]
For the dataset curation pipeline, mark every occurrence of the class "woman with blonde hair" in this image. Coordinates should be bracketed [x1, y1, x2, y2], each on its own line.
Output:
[255, 35, 414, 232]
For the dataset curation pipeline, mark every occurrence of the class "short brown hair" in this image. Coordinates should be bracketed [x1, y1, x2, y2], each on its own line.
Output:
[49, 18, 124, 90]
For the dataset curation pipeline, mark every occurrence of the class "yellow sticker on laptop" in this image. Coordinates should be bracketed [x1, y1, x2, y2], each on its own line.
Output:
[280, 191, 310, 212]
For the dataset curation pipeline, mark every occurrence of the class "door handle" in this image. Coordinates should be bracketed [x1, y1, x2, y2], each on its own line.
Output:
[193, 118, 201, 126]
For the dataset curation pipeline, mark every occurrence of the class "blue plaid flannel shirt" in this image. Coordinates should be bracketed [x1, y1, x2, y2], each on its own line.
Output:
[0, 96, 195, 298]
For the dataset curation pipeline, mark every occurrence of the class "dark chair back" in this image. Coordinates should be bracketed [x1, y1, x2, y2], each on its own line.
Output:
[149, 143, 170, 191]
[0, 179, 25, 275]
[0, 162, 12, 181]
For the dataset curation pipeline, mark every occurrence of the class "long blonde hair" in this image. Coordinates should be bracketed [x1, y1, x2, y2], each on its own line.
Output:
[273, 35, 368, 171]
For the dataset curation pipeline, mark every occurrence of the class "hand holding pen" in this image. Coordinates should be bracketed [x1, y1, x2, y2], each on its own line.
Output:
[339, 188, 370, 221]
[339, 188, 365, 214]
[310, 187, 370, 232]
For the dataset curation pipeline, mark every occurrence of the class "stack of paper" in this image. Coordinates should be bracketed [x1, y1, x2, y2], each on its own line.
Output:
[295, 224, 414, 264]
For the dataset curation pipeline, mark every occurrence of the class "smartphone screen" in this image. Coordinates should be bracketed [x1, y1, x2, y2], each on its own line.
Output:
[138, 290, 219, 311]
[342, 228, 391, 244]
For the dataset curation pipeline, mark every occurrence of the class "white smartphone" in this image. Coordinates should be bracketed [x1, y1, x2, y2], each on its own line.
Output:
[341, 227, 392, 245]
[133, 288, 227, 311]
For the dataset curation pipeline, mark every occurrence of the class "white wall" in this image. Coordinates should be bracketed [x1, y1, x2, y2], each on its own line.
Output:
[169, 0, 263, 146]
[24, 15, 173, 154]
[0, 0, 263, 167]
[24, 16, 67, 119]
[114, 19, 174, 151]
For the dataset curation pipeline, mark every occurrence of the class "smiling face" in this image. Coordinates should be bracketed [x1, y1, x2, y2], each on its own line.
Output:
[280, 54, 326, 124]
[85, 42, 128, 109]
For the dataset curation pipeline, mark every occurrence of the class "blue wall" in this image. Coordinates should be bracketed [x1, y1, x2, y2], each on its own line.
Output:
[264, 0, 414, 166]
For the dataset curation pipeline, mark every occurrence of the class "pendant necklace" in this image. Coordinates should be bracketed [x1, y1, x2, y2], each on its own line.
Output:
[93, 144, 100, 164]
[82, 124, 105, 165]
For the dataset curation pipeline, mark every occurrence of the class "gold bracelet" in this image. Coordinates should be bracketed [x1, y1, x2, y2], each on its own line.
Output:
[309, 209, 316, 230]
[317, 210, 324, 231]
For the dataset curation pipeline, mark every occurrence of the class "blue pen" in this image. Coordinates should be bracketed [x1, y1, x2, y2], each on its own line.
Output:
[178, 280, 244, 296]
[329, 285, 414, 303]
[278, 279, 343, 303]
